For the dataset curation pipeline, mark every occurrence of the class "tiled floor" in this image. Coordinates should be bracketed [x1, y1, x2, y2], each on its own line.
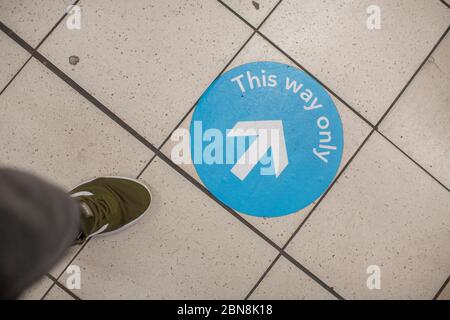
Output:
[0, 0, 449, 300]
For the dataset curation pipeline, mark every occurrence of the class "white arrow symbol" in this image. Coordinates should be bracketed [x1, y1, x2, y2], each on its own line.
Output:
[227, 120, 289, 181]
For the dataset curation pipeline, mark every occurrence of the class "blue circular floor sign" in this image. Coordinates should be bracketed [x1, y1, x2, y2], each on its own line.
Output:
[190, 62, 343, 217]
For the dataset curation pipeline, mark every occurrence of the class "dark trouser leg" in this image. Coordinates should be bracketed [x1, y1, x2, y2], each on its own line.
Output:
[0, 169, 80, 299]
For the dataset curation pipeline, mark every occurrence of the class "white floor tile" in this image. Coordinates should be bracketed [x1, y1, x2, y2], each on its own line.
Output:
[0, 0, 74, 47]
[222, 0, 279, 27]
[380, 35, 450, 188]
[0, 31, 29, 92]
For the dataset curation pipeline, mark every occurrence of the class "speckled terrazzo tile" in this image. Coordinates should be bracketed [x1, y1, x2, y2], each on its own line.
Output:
[379, 35, 450, 188]
[161, 34, 371, 247]
[221, 0, 279, 27]
[0, 31, 30, 92]
[437, 279, 450, 300]
[249, 256, 336, 300]
[38, 0, 252, 146]
[18, 276, 53, 300]
[0, 0, 74, 47]
[286, 132, 450, 299]
[56, 158, 277, 299]
[261, 0, 450, 124]
[44, 284, 75, 300]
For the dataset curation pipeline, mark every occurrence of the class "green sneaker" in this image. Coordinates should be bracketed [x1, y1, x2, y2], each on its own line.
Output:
[70, 176, 152, 242]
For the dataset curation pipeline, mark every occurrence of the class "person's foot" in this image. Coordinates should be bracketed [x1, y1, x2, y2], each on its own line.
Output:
[70, 177, 152, 243]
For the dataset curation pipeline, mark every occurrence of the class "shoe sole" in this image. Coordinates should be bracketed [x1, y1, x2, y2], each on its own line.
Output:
[71, 176, 153, 239]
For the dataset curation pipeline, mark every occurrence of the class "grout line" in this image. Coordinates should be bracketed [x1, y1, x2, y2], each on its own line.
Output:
[40, 276, 54, 300]
[216, 0, 282, 31]
[255, 0, 284, 29]
[137, 0, 284, 178]
[46, 273, 82, 300]
[41, 239, 91, 300]
[377, 131, 449, 191]
[39, 275, 55, 301]
[0, 56, 32, 96]
[136, 154, 158, 179]
[245, 254, 281, 299]
[0, 18, 343, 300]
[433, 275, 450, 300]
[35, 0, 81, 51]
[0, 0, 79, 96]
[375, 26, 449, 128]
[439, 0, 450, 10]
[280, 251, 344, 299]
[216, 0, 256, 30]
